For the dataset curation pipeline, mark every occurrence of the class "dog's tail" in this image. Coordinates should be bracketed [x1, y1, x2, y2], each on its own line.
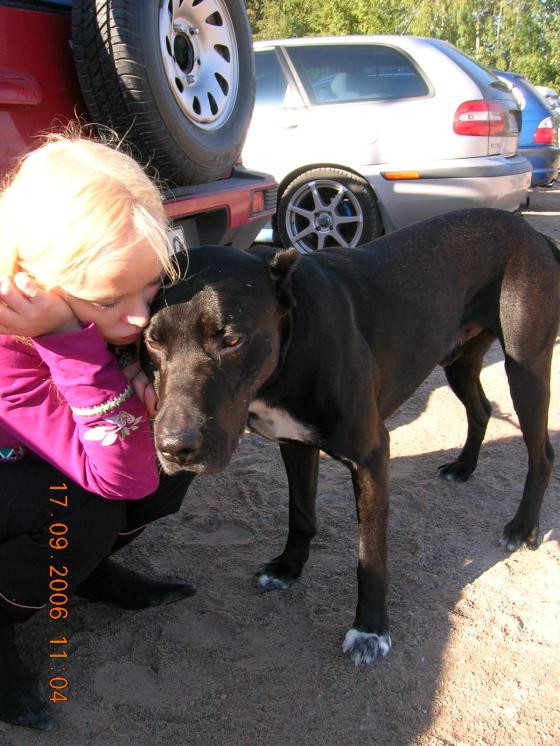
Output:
[541, 232, 560, 265]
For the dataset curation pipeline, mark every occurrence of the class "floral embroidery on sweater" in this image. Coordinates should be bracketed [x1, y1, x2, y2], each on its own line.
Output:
[83, 411, 143, 447]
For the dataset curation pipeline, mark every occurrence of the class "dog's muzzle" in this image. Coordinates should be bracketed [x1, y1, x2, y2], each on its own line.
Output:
[156, 426, 204, 470]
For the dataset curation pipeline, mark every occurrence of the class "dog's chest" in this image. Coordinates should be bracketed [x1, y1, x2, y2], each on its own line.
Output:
[247, 400, 316, 445]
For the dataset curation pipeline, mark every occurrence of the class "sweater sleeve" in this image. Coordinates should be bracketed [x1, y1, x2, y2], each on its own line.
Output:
[0, 324, 160, 499]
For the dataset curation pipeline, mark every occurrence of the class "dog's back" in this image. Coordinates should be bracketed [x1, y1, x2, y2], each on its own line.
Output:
[273, 208, 559, 417]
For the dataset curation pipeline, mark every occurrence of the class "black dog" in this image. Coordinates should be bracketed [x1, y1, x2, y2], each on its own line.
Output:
[143, 208, 559, 666]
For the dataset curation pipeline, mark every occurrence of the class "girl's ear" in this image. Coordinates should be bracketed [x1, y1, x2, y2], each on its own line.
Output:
[269, 248, 299, 312]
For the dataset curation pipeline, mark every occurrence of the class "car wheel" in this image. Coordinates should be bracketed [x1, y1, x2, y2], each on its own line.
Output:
[72, 0, 255, 185]
[277, 168, 382, 252]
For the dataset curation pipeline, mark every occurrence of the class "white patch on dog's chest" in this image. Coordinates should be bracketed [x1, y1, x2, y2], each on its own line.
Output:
[247, 400, 316, 444]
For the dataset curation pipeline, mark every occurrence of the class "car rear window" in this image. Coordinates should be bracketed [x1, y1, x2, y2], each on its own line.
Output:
[426, 39, 507, 95]
[285, 44, 429, 104]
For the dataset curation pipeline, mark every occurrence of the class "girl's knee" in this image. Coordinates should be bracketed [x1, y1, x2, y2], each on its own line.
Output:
[65, 495, 128, 545]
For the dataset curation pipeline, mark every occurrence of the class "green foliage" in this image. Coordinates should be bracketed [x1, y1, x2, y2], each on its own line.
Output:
[244, 0, 560, 90]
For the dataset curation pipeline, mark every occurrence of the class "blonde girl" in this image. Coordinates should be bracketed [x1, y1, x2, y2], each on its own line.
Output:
[0, 135, 195, 731]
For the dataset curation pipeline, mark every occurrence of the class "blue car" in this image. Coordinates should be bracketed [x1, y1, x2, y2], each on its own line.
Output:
[494, 70, 560, 187]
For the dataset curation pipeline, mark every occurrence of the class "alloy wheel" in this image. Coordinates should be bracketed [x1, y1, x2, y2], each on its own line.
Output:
[285, 178, 365, 253]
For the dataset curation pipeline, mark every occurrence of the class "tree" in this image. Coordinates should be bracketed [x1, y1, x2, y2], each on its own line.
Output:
[245, 0, 560, 89]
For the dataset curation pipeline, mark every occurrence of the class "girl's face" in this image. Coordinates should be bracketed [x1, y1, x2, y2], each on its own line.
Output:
[64, 240, 164, 346]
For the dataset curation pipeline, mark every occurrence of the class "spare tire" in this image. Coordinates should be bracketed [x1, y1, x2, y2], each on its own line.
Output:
[71, 0, 255, 185]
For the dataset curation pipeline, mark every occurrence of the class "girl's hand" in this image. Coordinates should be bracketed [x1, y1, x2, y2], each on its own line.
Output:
[0, 273, 80, 336]
[121, 361, 159, 417]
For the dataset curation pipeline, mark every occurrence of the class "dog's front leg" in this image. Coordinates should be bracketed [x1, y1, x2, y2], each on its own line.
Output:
[257, 441, 319, 590]
[343, 425, 392, 666]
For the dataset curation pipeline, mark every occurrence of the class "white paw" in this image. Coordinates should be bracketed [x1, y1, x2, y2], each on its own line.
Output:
[342, 628, 392, 666]
[499, 533, 519, 552]
[257, 573, 290, 591]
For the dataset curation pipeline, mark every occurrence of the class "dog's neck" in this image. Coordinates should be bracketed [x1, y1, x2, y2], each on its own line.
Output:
[258, 310, 293, 393]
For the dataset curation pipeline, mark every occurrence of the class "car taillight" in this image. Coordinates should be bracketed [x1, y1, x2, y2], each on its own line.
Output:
[251, 190, 265, 213]
[534, 117, 555, 144]
[453, 100, 507, 136]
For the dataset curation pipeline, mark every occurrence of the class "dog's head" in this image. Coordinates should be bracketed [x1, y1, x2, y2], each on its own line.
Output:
[142, 245, 299, 475]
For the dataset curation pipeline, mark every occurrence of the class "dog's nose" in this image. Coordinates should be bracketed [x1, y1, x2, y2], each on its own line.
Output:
[157, 429, 203, 464]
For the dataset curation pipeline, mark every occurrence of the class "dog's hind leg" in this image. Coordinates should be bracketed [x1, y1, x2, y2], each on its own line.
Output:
[500, 351, 555, 551]
[498, 239, 559, 550]
[257, 442, 319, 590]
[439, 331, 495, 482]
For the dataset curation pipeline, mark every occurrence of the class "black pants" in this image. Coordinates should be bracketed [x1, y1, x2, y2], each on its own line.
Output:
[0, 457, 194, 623]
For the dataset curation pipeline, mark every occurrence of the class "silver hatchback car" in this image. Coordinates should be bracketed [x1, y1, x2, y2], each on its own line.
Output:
[242, 36, 532, 252]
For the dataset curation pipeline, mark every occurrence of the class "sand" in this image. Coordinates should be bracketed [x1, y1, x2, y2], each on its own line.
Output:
[3, 186, 559, 745]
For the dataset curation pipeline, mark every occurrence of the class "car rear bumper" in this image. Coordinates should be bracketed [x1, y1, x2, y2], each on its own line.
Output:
[516, 146, 560, 187]
[362, 156, 532, 231]
[163, 167, 278, 249]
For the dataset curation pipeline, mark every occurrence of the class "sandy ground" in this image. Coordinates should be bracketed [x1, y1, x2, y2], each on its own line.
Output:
[3, 188, 559, 745]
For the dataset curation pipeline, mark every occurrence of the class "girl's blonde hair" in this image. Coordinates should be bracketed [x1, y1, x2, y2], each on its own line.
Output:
[0, 132, 181, 294]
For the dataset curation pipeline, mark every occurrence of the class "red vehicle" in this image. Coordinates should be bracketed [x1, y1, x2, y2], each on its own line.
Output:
[0, 0, 277, 249]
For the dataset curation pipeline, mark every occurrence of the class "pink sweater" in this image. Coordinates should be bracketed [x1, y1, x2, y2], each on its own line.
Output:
[0, 323, 160, 499]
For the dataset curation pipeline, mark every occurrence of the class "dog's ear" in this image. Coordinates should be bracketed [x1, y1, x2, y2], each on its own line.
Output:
[269, 248, 299, 311]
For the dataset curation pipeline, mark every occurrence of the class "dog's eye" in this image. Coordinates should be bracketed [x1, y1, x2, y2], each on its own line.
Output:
[222, 334, 241, 348]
